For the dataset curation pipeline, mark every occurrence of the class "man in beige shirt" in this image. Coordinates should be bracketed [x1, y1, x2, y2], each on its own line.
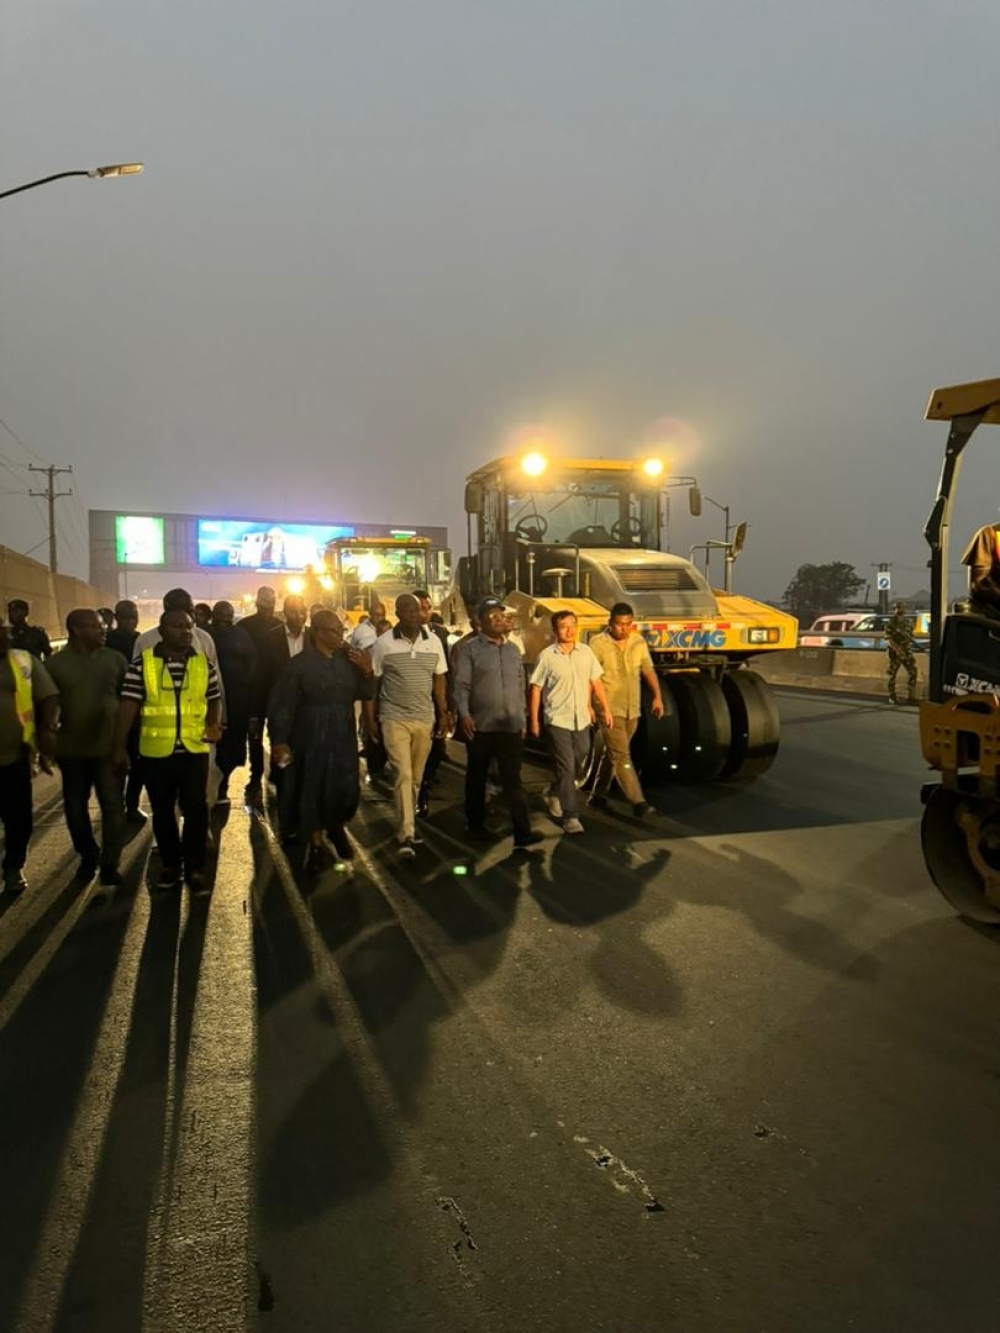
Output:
[588, 602, 665, 817]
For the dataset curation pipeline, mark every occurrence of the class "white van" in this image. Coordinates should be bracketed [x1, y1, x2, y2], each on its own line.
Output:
[799, 611, 873, 647]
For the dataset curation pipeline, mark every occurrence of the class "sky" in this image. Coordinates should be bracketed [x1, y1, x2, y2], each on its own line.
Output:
[2, 0, 998, 605]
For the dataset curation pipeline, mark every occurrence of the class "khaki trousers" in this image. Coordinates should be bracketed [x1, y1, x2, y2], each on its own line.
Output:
[381, 718, 433, 842]
[595, 715, 644, 805]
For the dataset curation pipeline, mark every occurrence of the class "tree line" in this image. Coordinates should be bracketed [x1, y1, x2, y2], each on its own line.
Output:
[781, 562, 867, 627]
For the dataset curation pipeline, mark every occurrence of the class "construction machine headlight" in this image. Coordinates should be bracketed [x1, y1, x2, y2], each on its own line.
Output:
[748, 628, 781, 644]
[520, 451, 548, 477]
[641, 457, 664, 479]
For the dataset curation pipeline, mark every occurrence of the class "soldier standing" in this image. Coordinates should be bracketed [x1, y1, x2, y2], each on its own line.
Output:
[885, 604, 918, 705]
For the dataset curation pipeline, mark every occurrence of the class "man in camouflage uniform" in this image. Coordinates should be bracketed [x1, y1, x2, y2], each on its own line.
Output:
[885, 603, 918, 705]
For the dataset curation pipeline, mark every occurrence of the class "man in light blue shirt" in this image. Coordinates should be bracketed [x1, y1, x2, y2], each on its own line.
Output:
[528, 610, 612, 834]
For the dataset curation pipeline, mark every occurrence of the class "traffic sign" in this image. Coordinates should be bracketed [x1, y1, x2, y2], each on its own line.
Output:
[876, 572, 891, 592]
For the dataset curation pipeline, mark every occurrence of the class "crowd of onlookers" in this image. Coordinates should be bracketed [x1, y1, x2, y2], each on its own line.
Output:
[0, 583, 666, 893]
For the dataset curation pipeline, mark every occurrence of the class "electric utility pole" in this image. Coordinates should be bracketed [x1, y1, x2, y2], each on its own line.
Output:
[28, 464, 73, 573]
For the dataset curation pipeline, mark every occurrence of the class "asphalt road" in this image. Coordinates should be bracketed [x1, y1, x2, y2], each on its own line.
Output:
[1, 690, 998, 1333]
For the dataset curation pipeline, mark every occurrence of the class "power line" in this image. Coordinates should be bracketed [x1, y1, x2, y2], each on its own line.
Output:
[0, 413, 46, 463]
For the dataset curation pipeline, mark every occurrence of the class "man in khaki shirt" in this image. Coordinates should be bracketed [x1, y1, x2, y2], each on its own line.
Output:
[588, 602, 665, 817]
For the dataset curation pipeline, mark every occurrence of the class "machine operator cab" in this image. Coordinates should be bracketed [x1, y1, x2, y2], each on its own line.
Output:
[460, 452, 715, 619]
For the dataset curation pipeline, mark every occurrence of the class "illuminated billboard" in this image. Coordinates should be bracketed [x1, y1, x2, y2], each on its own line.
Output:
[115, 515, 165, 565]
[197, 519, 356, 571]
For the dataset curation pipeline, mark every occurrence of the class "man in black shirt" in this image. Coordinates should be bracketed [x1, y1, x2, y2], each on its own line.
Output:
[238, 586, 280, 789]
[7, 600, 52, 660]
[105, 599, 140, 660]
[104, 599, 144, 820]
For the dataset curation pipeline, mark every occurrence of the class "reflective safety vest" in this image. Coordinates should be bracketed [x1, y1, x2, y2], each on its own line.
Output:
[139, 650, 210, 758]
[6, 650, 36, 752]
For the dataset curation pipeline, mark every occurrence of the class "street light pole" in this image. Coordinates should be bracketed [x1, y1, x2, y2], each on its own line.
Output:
[703, 494, 731, 543]
[0, 163, 144, 200]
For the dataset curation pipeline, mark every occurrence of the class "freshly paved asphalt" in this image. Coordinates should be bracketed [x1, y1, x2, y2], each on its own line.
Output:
[1, 691, 998, 1333]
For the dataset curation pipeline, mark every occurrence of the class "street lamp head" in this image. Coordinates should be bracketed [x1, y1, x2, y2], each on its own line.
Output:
[89, 163, 144, 178]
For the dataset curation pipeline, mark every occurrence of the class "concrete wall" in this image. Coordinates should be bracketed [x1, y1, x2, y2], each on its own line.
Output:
[0, 544, 116, 637]
[753, 647, 928, 698]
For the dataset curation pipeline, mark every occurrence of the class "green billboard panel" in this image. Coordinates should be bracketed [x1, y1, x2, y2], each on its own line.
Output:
[115, 515, 165, 565]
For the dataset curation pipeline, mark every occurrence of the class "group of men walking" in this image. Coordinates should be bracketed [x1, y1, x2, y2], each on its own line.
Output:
[0, 584, 666, 892]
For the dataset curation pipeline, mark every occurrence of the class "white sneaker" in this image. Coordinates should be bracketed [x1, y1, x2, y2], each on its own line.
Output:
[544, 788, 563, 819]
[563, 817, 584, 834]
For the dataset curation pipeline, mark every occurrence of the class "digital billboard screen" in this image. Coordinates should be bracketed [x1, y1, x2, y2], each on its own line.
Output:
[115, 515, 165, 565]
[197, 519, 356, 571]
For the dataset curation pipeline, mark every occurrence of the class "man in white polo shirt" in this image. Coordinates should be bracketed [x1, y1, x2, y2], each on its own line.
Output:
[528, 610, 612, 834]
[365, 593, 451, 857]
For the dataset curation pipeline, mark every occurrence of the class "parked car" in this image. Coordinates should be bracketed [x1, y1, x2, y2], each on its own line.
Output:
[799, 611, 873, 647]
[823, 612, 931, 651]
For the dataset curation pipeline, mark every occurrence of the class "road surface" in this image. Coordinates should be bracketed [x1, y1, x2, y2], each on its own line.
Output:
[1, 691, 997, 1333]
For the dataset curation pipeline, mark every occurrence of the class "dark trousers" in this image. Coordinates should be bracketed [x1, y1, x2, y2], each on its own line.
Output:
[0, 754, 32, 873]
[466, 732, 530, 838]
[547, 726, 592, 817]
[419, 735, 448, 797]
[248, 731, 265, 784]
[59, 756, 124, 871]
[124, 723, 143, 813]
[142, 752, 210, 872]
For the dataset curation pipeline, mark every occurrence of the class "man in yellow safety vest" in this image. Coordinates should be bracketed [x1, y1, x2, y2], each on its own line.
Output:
[0, 622, 59, 893]
[113, 609, 222, 891]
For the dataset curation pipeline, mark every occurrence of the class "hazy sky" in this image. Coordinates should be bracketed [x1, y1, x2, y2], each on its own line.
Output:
[2, 1, 998, 602]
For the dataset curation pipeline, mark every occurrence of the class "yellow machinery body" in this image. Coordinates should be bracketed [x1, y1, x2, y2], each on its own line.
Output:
[452, 452, 799, 782]
[917, 377, 1000, 921]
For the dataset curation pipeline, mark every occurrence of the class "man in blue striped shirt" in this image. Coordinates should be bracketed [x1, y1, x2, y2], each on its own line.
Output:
[452, 598, 543, 848]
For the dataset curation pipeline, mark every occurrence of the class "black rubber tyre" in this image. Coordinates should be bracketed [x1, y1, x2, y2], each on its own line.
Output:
[719, 669, 781, 780]
[921, 784, 1000, 924]
[647, 673, 731, 783]
[631, 680, 681, 784]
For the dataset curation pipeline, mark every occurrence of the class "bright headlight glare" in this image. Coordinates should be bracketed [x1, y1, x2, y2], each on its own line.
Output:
[641, 457, 664, 478]
[520, 451, 548, 477]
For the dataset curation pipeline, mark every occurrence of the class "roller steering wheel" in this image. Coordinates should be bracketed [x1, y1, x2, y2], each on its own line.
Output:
[611, 515, 643, 543]
[515, 515, 548, 541]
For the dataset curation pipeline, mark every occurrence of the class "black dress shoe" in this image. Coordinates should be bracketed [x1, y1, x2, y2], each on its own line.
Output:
[329, 826, 354, 860]
[99, 868, 125, 887]
[76, 859, 98, 882]
[632, 802, 651, 818]
[416, 794, 430, 819]
[587, 794, 610, 811]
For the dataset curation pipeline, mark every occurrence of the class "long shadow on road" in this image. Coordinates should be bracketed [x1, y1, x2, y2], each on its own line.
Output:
[0, 866, 149, 1327]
